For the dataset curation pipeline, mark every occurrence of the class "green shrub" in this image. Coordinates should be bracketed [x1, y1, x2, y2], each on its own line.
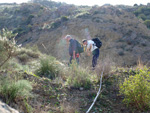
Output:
[0, 77, 32, 104]
[138, 14, 147, 20]
[61, 16, 69, 22]
[119, 67, 150, 110]
[66, 61, 92, 89]
[51, 20, 61, 29]
[144, 20, 150, 29]
[36, 57, 59, 79]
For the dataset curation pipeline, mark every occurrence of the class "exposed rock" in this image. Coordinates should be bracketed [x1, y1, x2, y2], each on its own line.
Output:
[0, 101, 19, 113]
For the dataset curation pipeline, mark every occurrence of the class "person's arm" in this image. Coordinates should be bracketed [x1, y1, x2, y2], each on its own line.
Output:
[86, 44, 92, 56]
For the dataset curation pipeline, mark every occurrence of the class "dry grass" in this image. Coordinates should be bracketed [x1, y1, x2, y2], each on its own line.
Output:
[95, 57, 113, 79]
[60, 101, 79, 113]
[136, 57, 144, 69]
[65, 62, 92, 89]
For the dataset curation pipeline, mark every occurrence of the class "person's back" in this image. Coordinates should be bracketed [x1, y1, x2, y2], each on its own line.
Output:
[65, 35, 80, 65]
[87, 40, 98, 52]
[69, 39, 77, 56]
[82, 39, 100, 69]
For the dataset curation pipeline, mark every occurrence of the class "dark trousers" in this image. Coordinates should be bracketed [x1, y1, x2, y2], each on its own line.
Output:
[92, 49, 100, 68]
[69, 56, 79, 65]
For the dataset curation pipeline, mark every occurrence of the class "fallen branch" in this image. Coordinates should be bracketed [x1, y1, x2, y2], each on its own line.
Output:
[86, 66, 105, 113]
[41, 43, 49, 54]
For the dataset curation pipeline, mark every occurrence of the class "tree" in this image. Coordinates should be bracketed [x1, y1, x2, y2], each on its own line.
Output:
[134, 4, 138, 7]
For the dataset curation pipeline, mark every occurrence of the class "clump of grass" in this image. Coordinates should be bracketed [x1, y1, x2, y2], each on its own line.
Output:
[0, 77, 32, 104]
[26, 50, 39, 58]
[17, 47, 40, 63]
[66, 61, 92, 89]
[36, 56, 59, 79]
[119, 66, 150, 111]
[18, 53, 30, 62]
[17, 48, 40, 58]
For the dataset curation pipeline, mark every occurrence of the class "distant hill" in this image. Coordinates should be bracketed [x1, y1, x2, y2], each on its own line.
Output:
[0, 0, 150, 66]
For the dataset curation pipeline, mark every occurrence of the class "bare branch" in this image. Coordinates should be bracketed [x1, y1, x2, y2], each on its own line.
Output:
[86, 66, 105, 113]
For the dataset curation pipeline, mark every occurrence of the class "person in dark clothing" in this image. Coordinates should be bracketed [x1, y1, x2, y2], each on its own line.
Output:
[65, 35, 79, 65]
[82, 39, 100, 69]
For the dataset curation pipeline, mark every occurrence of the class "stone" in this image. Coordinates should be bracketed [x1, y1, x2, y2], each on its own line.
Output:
[0, 101, 19, 113]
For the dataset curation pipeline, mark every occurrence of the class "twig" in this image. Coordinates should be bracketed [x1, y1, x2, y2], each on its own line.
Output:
[0, 54, 11, 68]
[41, 43, 49, 54]
[86, 66, 105, 113]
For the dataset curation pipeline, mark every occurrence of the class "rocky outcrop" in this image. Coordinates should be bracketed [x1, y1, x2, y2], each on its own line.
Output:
[0, 101, 19, 113]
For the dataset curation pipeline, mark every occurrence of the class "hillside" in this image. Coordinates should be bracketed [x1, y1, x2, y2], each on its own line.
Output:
[0, 0, 150, 67]
[0, 1, 150, 113]
[0, 29, 150, 113]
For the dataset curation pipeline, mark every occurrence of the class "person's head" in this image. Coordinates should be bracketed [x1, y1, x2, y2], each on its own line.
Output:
[82, 39, 87, 46]
[65, 35, 72, 42]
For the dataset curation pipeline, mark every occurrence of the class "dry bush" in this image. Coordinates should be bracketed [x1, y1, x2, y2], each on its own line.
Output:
[136, 57, 144, 70]
[95, 57, 113, 79]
